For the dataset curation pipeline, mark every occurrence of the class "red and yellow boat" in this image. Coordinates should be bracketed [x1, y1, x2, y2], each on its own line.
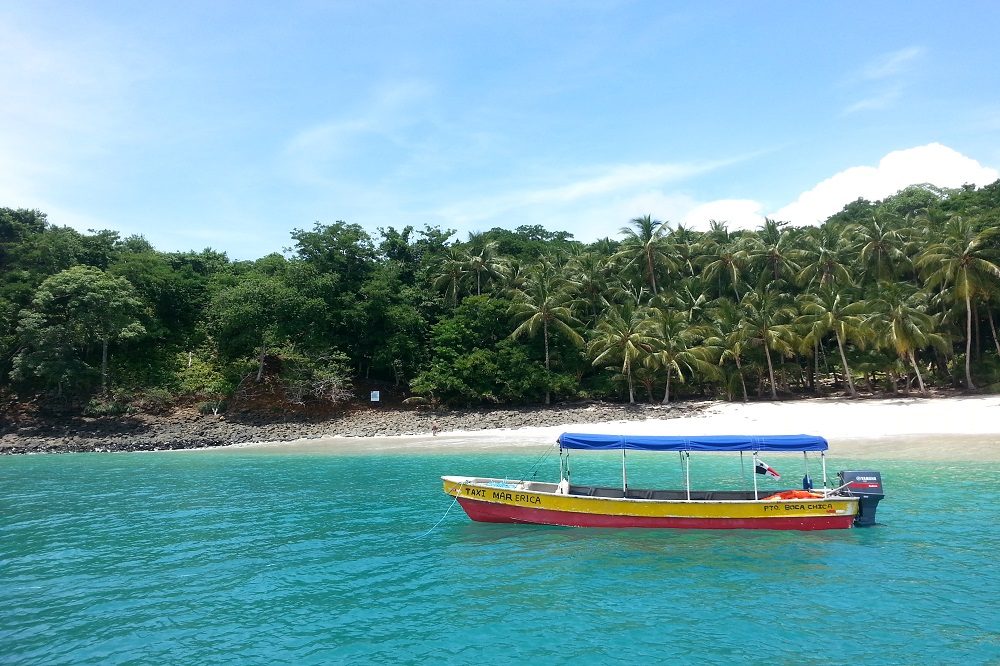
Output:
[442, 433, 884, 531]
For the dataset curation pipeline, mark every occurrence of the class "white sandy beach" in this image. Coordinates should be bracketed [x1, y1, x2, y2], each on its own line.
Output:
[221, 395, 1000, 461]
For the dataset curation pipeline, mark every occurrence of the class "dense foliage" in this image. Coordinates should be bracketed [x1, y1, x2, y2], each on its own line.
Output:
[2, 182, 999, 414]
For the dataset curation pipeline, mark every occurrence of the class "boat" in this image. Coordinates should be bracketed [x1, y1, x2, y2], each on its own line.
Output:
[441, 433, 884, 530]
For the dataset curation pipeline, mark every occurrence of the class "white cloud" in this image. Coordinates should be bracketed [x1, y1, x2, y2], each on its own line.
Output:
[772, 143, 999, 225]
[682, 199, 765, 231]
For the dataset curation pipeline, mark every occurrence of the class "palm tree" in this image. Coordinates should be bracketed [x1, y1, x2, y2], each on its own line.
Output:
[705, 298, 749, 402]
[796, 225, 853, 290]
[916, 215, 1000, 389]
[509, 259, 584, 405]
[849, 210, 908, 283]
[797, 288, 870, 397]
[739, 289, 796, 399]
[589, 303, 656, 404]
[467, 240, 506, 296]
[746, 218, 801, 287]
[614, 215, 677, 296]
[498, 258, 528, 295]
[605, 276, 650, 308]
[983, 287, 1000, 358]
[870, 283, 948, 393]
[646, 308, 719, 404]
[700, 240, 747, 301]
[706, 219, 732, 245]
[667, 223, 698, 277]
[566, 251, 611, 322]
[660, 276, 711, 325]
[432, 247, 469, 307]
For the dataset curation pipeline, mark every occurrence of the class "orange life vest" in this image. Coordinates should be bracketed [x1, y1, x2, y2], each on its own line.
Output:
[762, 490, 825, 501]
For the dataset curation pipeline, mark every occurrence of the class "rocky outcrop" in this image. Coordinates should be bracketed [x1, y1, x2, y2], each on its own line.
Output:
[0, 402, 708, 454]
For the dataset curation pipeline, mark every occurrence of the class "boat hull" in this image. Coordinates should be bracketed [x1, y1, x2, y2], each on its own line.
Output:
[443, 477, 858, 531]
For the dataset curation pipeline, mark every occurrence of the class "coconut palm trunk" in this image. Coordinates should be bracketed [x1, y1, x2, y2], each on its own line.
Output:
[623, 359, 636, 404]
[543, 318, 551, 405]
[661, 366, 675, 404]
[834, 330, 857, 397]
[964, 288, 976, 389]
[734, 356, 748, 402]
[763, 338, 777, 400]
[257, 342, 267, 382]
[101, 338, 109, 395]
[646, 250, 658, 295]
[908, 352, 927, 394]
[989, 309, 1000, 357]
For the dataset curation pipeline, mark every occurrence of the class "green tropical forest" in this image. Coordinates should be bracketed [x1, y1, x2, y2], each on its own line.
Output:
[2, 181, 999, 418]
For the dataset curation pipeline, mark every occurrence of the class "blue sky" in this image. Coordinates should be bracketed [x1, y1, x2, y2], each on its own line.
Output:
[3, 1, 999, 259]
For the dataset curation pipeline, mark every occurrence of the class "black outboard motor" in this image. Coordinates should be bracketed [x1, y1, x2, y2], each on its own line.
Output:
[838, 470, 884, 527]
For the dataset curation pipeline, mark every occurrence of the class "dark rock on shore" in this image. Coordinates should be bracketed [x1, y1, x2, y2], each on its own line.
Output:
[0, 401, 709, 454]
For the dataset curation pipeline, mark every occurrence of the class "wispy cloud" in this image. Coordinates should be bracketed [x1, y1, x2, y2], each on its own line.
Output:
[860, 46, 924, 80]
[0, 14, 152, 227]
[843, 46, 924, 114]
[433, 157, 743, 228]
[281, 80, 434, 184]
[843, 84, 904, 114]
[426, 156, 752, 241]
[516, 162, 729, 205]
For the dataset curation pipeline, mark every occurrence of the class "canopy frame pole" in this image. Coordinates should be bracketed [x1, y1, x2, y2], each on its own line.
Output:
[621, 445, 628, 493]
[685, 452, 691, 501]
[559, 448, 565, 482]
[752, 452, 759, 500]
[803, 451, 810, 489]
[821, 452, 828, 488]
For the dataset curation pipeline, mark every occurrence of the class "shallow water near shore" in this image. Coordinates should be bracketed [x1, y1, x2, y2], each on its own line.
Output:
[2, 448, 998, 664]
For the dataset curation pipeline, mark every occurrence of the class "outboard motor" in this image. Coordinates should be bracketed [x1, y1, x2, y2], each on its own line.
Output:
[838, 470, 884, 527]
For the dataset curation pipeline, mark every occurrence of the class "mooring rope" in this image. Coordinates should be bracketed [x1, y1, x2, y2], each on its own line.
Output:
[415, 442, 558, 539]
[413, 481, 467, 539]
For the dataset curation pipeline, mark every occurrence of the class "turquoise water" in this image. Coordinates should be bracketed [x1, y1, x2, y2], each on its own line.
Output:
[1, 448, 998, 665]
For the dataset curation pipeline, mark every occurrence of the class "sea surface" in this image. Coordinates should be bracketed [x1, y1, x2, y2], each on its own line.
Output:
[2, 446, 998, 665]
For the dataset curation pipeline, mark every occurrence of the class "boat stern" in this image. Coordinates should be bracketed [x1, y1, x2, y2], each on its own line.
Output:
[838, 470, 885, 526]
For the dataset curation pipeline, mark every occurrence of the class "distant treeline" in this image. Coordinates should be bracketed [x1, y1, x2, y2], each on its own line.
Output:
[2, 180, 999, 416]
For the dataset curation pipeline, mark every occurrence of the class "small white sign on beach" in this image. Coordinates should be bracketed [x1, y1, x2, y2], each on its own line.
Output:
[370, 391, 380, 402]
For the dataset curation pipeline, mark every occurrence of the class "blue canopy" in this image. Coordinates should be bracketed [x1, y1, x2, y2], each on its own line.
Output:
[557, 433, 828, 452]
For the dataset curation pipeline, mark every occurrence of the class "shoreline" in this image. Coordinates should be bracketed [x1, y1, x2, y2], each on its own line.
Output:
[221, 395, 1000, 461]
[0, 402, 699, 455]
[2, 394, 998, 460]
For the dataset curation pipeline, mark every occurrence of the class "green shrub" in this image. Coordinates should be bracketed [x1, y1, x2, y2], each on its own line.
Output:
[197, 400, 226, 415]
[83, 396, 130, 417]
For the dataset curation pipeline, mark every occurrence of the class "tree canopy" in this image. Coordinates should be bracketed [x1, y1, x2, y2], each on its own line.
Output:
[2, 180, 1000, 414]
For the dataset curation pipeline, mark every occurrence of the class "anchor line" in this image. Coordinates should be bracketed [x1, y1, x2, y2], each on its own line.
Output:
[414, 481, 467, 539]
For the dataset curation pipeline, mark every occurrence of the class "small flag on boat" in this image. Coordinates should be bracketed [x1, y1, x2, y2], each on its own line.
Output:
[755, 460, 781, 479]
